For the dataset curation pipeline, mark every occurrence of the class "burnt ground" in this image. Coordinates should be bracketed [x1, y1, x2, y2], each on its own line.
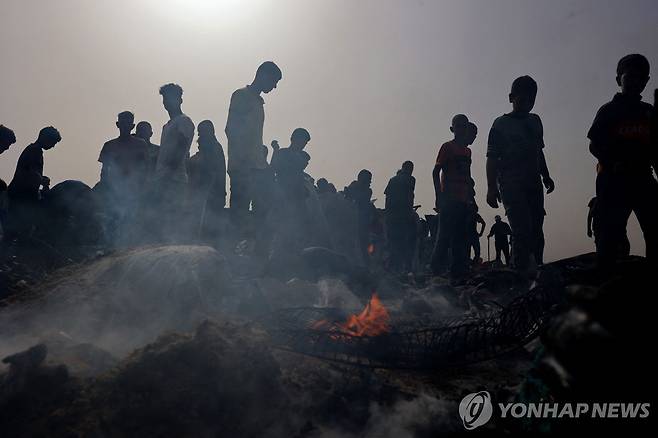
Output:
[0, 247, 654, 437]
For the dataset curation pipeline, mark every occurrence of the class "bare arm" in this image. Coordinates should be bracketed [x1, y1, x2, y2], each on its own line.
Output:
[432, 164, 442, 211]
[486, 157, 500, 208]
[538, 149, 555, 194]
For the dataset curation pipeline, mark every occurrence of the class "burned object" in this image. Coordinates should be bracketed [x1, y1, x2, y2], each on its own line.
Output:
[264, 284, 562, 370]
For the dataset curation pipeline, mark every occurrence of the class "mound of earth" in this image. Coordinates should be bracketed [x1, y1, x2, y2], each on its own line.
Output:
[0, 245, 232, 355]
[0, 318, 468, 437]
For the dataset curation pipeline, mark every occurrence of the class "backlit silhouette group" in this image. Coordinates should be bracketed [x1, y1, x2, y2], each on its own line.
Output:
[1, 54, 656, 278]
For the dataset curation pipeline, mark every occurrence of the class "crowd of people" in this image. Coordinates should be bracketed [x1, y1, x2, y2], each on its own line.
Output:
[0, 53, 656, 279]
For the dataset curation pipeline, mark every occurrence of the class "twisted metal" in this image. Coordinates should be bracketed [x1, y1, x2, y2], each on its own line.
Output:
[263, 285, 563, 370]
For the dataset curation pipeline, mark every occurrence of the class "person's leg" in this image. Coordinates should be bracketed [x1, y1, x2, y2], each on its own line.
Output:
[229, 170, 251, 218]
[472, 236, 481, 262]
[595, 172, 631, 267]
[501, 199, 532, 272]
[527, 184, 546, 265]
[431, 205, 456, 275]
[632, 178, 658, 263]
[501, 242, 510, 266]
[449, 203, 469, 276]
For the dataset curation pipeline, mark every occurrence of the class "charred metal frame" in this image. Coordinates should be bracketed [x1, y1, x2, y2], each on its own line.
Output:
[263, 285, 563, 370]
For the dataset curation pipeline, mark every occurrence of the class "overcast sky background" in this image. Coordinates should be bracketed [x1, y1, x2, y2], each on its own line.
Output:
[1, 0, 657, 262]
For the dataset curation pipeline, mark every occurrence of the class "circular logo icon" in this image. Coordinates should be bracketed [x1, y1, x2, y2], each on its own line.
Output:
[459, 391, 493, 430]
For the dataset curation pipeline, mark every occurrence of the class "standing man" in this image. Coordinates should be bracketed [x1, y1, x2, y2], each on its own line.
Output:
[0, 125, 17, 237]
[98, 111, 148, 237]
[486, 76, 555, 275]
[188, 120, 227, 238]
[135, 121, 160, 176]
[225, 61, 282, 228]
[384, 161, 416, 273]
[431, 119, 477, 278]
[487, 215, 512, 266]
[345, 169, 375, 265]
[587, 54, 657, 266]
[7, 127, 62, 240]
[151, 83, 195, 241]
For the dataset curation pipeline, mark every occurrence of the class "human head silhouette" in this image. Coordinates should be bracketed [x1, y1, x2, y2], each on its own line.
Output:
[509, 76, 537, 114]
[135, 121, 153, 142]
[317, 178, 329, 192]
[290, 128, 311, 150]
[253, 61, 282, 94]
[401, 160, 414, 175]
[464, 121, 478, 146]
[616, 54, 650, 96]
[116, 111, 135, 137]
[159, 83, 184, 115]
[37, 126, 61, 150]
[495, 215, 502, 223]
[198, 120, 216, 139]
[357, 169, 372, 187]
[0, 125, 16, 153]
[450, 114, 469, 132]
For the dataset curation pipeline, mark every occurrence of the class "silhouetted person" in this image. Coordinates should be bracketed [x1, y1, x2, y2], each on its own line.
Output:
[135, 121, 160, 175]
[488, 215, 512, 265]
[271, 128, 311, 202]
[316, 178, 331, 194]
[6, 127, 61, 240]
[486, 76, 555, 274]
[188, 120, 227, 237]
[384, 161, 416, 273]
[151, 83, 195, 241]
[587, 196, 630, 257]
[225, 61, 282, 226]
[467, 203, 486, 263]
[0, 125, 17, 237]
[270, 128, 312, 253]
[588, 54, 657, 266]
[98, 111, 148, 233]
[345, 169, 374, 265]
[431, 119, 477, 277]
[0, 125, 16, 155]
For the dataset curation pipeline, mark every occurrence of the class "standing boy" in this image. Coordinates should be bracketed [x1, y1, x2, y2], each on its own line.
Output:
[587, 54, 657, 266]
[431, 119, 477, 277]
[486, 76, 555, 274]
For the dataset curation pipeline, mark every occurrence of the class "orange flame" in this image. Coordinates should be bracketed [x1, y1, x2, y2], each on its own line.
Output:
[367, 243, 375, 255]
[313, 293, 390, 337]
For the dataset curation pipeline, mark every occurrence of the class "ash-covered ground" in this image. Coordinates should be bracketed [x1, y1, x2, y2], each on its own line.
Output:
[0, 245, 654, 437]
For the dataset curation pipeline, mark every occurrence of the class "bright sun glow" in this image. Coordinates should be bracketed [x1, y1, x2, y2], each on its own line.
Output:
[160, 0, 255, 26]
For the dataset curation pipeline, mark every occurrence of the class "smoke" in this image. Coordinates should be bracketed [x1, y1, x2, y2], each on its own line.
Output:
[313, 394, 460, 438]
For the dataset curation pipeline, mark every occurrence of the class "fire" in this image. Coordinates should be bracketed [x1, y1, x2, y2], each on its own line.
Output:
[312, 293, 390, 337]
[367, 243, 375, 255]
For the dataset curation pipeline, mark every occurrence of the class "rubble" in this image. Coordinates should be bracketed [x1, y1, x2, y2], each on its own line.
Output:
[0, 248, 652, 436]
[0, 245, 232, 355]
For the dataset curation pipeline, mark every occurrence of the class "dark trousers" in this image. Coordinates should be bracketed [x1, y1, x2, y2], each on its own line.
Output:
[386, 215, 416, 273]
[495, 240, 510, 265]
[229, 170, 252, 217]
[500, 179, 544, 271]
[431, 200, 469, 276]
[229, 168, 273, 246]
[468, 234, 481, 261]
[595, 171, 658, 266]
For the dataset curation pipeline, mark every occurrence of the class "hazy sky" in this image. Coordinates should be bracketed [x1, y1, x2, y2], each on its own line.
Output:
[1, 0, 657, 261]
